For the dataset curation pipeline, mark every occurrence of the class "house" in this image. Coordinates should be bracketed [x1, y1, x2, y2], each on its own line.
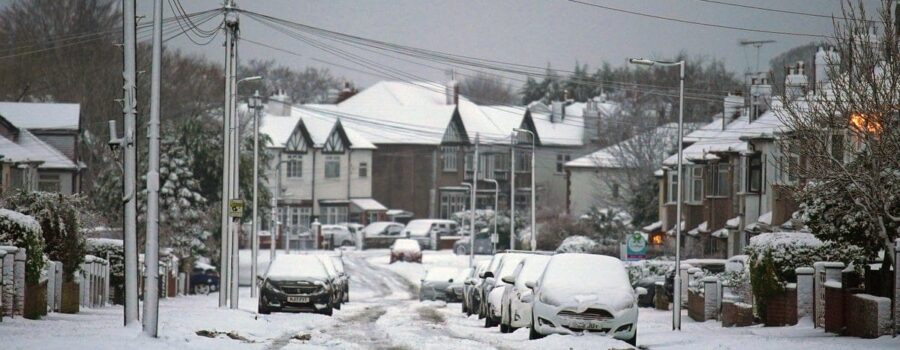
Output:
[260, 93, 384, 237]
[564, 123, 682, 217]
[0, 102, 81, 195]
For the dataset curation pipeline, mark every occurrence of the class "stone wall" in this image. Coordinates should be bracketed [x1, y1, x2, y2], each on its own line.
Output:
[847, 293, 892, 338]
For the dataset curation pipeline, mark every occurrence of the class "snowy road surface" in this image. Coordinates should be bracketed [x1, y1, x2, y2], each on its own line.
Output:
[2, 249, 899, 350]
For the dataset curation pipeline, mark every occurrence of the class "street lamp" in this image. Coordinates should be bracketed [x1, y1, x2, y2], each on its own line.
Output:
[461, 182, 475, 267]
[486, 178, 499, 254]
[513, 128, 536, 251]
[248, 90, 263, 297]
[629, 57, 685, 331]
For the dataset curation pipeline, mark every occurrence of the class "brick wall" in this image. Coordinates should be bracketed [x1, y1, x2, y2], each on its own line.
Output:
[721, 300, 754, 327]
[764, 286, 797, 326]
[824, 284, 844, 333]
[688, 289, 706, 321]
[847, 294, 892, 338]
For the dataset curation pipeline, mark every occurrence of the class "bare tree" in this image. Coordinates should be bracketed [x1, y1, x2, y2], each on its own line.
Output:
[459, 72, 517, 105]
[781, 1, 899, 277]
[238, 59, 341, 104]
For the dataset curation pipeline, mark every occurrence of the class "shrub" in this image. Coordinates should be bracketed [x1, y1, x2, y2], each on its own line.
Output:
[0, 208, 45, 284]
[5, 191, 86, 282]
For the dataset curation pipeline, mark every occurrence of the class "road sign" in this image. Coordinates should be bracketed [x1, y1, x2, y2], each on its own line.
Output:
[626, 231, 648, 260]
[228, 199, 244, 218]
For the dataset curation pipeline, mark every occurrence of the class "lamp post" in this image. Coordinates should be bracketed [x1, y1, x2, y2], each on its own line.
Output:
[248, 89, 263, 298]
[509, 132, 516, 251]
[460, 182, 475, 267]
[513, 128, 536, 251]
[628, 57, 685, 331]
[486, 178, 499, 254]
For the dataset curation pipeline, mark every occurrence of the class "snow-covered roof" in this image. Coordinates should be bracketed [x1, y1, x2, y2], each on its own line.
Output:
[0, 102, 80, 130]
[259, 107, 376, 150]
[350, 198, 387, 211]
[665, 220, 685, 236]
[642, 221, 662, 233]
[687, 221, 708, 236]
[725, 216, 742, 228]
[757, 211, 772, 225]
[528, 110, 585, 146]
[566, 123, 680, 168]
[711, 228, 729, 239]
[0, 130, 77, 169]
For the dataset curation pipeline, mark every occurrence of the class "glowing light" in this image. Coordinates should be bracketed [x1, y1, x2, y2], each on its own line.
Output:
[850, 113, 881, 134]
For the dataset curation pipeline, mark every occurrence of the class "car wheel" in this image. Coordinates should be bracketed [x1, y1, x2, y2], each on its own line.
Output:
[258, 302, 270, 315]
[320, 306, 333, 316]
[194, 284, 210, 295]
[529, 316, 544, 340]
[454, 245, 466, 255]
[334, 301, 341, 310]
[462, 302, 468, 314]
[485, 314, 497, 328]
[625, 330, 637, 346]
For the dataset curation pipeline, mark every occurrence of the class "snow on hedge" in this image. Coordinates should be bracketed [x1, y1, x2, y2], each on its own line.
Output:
[0, 208, 45, 284]
[555, 235, 597, 253]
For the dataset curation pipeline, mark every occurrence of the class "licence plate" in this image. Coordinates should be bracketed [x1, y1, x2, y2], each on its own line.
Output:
[570, 321, 604, 330]
[287, 296, 309, 303]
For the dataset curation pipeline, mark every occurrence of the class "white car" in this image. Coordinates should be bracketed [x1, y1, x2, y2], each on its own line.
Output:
[529, 253, 641, 346]
[499, 254, 551, 333]
[321, 225, 356, 247]
[402, 219, 459, 250]
[484, 253, 532, 327]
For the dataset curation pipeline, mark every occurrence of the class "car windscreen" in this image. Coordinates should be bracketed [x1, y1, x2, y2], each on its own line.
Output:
[266, 255, 330, 280]
[404, 220, 432, 236]
[515, 255, 551, 287]
[364, 222, 392, 236]
[496, 254, 529, 280]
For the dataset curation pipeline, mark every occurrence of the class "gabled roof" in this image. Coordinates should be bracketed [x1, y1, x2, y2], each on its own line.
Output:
[0, 130, 78, 169]
[259, 107, 375, 150]
[0, 102, 80, 130]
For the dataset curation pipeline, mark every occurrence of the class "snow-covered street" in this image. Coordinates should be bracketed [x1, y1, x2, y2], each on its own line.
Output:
[2, 250, 899, 350]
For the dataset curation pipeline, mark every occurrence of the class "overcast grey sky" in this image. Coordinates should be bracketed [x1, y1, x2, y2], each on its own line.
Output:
[112, 1, 889, 88]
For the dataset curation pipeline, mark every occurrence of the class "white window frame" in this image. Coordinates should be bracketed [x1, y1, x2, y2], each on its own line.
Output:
[667, 171, 678, 204]
[555, 153, 571, 174]
[286, 153, 303, 178]
[359, 162, 368, 178]
[442, 146, 458, 172]
[689, 166, 703, 203]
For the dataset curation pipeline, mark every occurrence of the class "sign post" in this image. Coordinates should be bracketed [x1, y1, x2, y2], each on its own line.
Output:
[626, 231, 648, 261]
[228, 199, 245, 218]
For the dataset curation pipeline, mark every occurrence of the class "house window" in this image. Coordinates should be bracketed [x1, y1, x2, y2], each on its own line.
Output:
[667, 171, 678, 203]
[748, 155, 762, 193]
[38, 174, 61, 192]
[480, 154, 495, 180]
[442, 146, 458, 171]
[359, 162, 368, 178]
[494, 153, 509, 179]
[830, 132, 844, 163]
[516, 151, 531, 172]
[690, 166, 703, 202]
[440, 191, 467, 219]
[286, 154, 303, 178]
[286, 206, 312, 234]
[711, 164, 729, 196]
[325, 155, 341, 178]
[464, 153, 473, 173]
[556, 153, 571, 173]
[322, 206, 348, 224]
[611, 183, 620, 199]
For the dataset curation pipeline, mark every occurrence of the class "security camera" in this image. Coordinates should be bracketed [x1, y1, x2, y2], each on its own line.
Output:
[108, 120, 122, 152]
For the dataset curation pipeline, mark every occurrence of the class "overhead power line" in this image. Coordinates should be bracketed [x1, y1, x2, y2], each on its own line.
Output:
[694, 0, 868, 22]
[567, 0, 832, 39]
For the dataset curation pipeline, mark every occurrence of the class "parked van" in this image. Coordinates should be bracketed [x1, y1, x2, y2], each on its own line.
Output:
[402, 219, 459, 250]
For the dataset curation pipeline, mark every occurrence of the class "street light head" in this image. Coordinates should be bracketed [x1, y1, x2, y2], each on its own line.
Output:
[628, 58, 655, 66]
[240, 76, 263, 83]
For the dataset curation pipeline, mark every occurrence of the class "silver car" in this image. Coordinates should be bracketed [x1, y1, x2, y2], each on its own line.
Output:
[419, 267, 461, 301]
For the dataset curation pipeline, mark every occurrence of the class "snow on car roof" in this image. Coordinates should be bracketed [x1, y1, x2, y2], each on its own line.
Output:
[424, 267, 459, 282]
[266, 255, 329, 280]
[515, 255, 551, 286]
[540, 253, 632, 306]
[496, 253, 531, 280]
[393, 239, 421, 251]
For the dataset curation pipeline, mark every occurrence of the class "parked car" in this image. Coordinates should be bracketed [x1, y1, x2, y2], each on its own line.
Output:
[257, 254, 337, 316]
[463, 261, 489, 315]
[484, 252, 548, 327]
[446, 267, 471, 303]
[499, 254, 551, 333]
[321, 225, 356, 247]
[362, 221, 406, 249]
[331, 255, 350, 303]
[190, 262, 219, 295]
[315, 254, 346, 309]
[476, 252, 508, 320]
[403, 219, 459, 250]
[452, 228, 493, 255]
[419, 267, 460, 301]
[390, 239, 422, 263]
[664, 258, 727, 299]
[529, 253, 642, 346]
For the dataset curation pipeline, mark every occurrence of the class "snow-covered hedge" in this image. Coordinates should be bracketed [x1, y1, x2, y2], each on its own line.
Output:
[746, 232, 822, 281]
[5, 191, 87, 282]
[556, 235, 597, 253]
[0, 208, 45, 284]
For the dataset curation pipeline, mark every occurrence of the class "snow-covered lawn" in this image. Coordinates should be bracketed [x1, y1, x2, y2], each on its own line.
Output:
[1, 249, 898, 350]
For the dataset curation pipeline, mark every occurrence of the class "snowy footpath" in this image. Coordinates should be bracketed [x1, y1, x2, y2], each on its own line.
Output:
[1, 249, 899, 350]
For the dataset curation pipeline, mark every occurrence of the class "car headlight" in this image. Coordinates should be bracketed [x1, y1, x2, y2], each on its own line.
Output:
[265, 281, 283, 294]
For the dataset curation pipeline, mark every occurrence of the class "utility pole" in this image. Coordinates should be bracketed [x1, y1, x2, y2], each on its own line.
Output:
[219, 0, 239, 308]
[119, 0, 139, 326]
[509, 132, 515, 251]
[250, 90, 261, 298]
[226, 2, 241, 310]
[143, 0, 163, 337]
[469, 134, 479, 267]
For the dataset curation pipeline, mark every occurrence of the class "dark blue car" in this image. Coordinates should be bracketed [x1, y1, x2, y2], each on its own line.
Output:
[190, 265, 219, 295]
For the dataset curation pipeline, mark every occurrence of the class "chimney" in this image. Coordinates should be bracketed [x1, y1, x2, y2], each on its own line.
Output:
[748, 74, 772, 121]
[550, 101, 564, 123]
[267, 89, 292, 117]
[582, 96, 601, 144]
[445, 80, 459, 105]
[723, 93, 743, 129]
[785, 61, 809, 100]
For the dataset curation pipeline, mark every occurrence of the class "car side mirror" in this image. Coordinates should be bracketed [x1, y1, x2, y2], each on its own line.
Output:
[501, 275, 515, 284]
[478, 272, 485, 278]
[521, 291, 534, 303]
[525, 281, 536, 290]
[636, 287, 648, 296]
[464, 279, 475, 285]
[256, 275, 265, 284]
[448, 278, 454, 283]
[482, 271, 494, 279]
